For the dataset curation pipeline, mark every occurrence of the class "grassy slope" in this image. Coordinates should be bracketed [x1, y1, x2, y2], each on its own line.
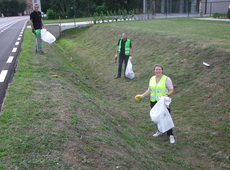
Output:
[0, 18, 229, 170]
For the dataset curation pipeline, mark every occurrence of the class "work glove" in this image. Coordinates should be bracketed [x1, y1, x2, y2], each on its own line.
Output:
[115, 54, 118, 59]
[32, 28, 36, 35]
[129, 56, 132, 60]
[135, 94, 143, 100]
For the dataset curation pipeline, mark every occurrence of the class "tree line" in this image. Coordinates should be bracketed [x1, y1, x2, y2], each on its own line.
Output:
[0, 0, 27, 16]
[41, 0, 144, 18]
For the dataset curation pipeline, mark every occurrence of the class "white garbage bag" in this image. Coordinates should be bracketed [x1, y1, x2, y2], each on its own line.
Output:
[150, 97, 174, 133]
[41, 29, 56, 44]
[125, 59, 135, 79]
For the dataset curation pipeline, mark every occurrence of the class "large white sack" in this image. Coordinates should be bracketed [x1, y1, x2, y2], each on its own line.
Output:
[125, 59, 135, 79]
[41, 29, 56, 44]
[150, 97, 174, 133]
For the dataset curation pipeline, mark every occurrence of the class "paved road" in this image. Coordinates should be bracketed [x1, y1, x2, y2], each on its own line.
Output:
[0, 16, 28, 111]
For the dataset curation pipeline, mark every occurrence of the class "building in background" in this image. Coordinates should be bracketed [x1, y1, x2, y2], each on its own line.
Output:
[143, 0, 229, 15]
[24, 0, 41, 15]
[202, 0, 230, 15]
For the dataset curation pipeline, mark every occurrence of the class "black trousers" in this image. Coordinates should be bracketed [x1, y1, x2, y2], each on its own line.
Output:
[118, 54, 129, 77]
[150, 101, 173, 136]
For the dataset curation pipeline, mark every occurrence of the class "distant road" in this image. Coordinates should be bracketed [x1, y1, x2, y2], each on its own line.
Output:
[0, 16, 29, 111]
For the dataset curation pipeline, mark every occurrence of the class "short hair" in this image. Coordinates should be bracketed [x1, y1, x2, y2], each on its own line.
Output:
[154, 64, 164, 70]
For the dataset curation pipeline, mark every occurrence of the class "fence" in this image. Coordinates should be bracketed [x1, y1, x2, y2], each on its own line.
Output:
[202, 1, 230, 15]
[145, 0, 229, 16]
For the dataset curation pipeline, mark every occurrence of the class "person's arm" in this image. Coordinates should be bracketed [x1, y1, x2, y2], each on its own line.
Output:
[142, 87, 150, 97]
[166, 89, 174, 97]
[115, 48, 118, 56]
[166, 77, 174, 97]
[116, 39, 120, 56]
[41, 20, 45, 28]
[30, 19, 34, 30]
[130, 47, 132, 56]
[134, 87, 150, 100]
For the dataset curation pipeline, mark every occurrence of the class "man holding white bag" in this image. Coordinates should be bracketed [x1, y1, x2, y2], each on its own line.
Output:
[30, 4, 46, 55]
[115, 33, 132, 79]
[135, 64, 176, 144]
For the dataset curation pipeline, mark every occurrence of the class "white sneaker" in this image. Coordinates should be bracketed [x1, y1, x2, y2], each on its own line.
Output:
[153, 131, 163, 137]
[170, 135, 175, 144]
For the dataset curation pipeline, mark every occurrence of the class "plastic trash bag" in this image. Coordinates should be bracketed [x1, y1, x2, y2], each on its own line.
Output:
[150, 97, 174, 133]
[41, 29, 56, 44]
[125, 59, 135, 79]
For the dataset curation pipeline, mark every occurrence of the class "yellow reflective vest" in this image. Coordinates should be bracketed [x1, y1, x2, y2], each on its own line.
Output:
[149, 75, 168, 102]
[118, 39, 131, 55]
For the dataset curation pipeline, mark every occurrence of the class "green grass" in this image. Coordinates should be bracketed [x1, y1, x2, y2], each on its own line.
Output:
[0, 17, 229, 169]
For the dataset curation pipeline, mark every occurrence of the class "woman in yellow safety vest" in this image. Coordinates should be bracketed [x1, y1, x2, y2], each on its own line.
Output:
[135, 64, 175, 144]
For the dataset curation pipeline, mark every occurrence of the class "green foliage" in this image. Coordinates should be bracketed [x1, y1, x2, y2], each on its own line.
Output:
[46, 9, 57, 20]
[213, 12, 227, 18]
[95, 5, 107, 14]
[92, 12, 99, 24]
[0, 0, 26, 16]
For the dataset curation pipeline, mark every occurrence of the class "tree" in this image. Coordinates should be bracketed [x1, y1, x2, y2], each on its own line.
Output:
[41, 0, 52, 13]
[18, 0, 27, 15]
[38, 0, 144, 18]
[0, 0, 27, 16]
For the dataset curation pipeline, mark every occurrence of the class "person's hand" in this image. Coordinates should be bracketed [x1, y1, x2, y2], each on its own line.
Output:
[129, 56, 132, 60]
[135, 94, 143, 100]
[32, 28, 36, 35]
[115, 54, 118, 59]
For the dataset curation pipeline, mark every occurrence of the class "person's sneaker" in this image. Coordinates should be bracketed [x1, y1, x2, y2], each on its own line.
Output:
[153, 131, 163, 137]
[39, 51, 46, 55]
[115, 76, 121, 79]
[169, 135, 175, 144]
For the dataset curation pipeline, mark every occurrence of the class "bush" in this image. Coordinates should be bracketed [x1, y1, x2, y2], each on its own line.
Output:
[95, 6, 107, 14]
[46, 9, 56, 20]
[213, 12, 227, 18]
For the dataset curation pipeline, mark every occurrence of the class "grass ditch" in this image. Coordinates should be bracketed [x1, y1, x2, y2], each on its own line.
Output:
[0, 17, 229, 169]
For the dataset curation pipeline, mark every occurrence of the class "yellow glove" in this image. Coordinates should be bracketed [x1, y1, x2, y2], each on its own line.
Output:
[135, 94, 143, 100]
[115, 54, 118, 59]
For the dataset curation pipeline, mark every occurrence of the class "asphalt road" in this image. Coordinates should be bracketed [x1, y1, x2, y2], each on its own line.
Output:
[0, 16, 29, 111]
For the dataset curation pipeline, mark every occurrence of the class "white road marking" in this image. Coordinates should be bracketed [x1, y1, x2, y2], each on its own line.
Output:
[12, 48, 17, 52]
[15, 42, 19, 45]
[0, 70, 8, 82]
[7, 56, 14, 63]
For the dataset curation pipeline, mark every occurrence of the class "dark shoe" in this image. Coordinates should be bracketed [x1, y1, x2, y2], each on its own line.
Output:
[115, 76, 121, 79]
[39, 51, 46, 55]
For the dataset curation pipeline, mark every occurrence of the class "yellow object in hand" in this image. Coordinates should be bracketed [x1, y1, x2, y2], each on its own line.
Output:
[135, 94, 143, 100]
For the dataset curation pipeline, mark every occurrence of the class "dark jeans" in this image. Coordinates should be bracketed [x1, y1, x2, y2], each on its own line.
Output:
[118, 54, 129, 77]
[150, 101, 173, 136]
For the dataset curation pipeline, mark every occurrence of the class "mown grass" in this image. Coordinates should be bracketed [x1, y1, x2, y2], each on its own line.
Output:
[0, 17, 229, 169]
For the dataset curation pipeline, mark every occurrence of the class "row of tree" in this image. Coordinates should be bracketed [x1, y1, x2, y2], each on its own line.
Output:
[41, 0, 144, 18]
[0, 0, 27, 16]
[0, 0, 150, 18]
